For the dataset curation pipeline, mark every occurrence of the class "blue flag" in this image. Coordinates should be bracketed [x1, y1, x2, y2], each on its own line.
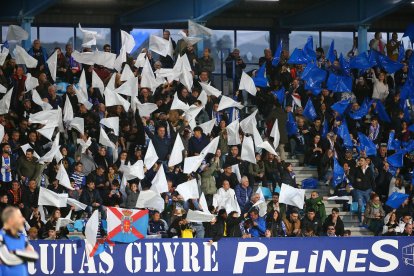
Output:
[350, 52, 371, 70]
[286, 112, 298, 136]
[303, 99, 317, 121]
[403, 24, 414, 44]
[304, 81, 323, 95]
[272, 86, 285, 105]
[386, 192, 409, 209]
[377, 54, 403, 74]
[303, 36, 316, 62]
[374, 100, 391, 123]
[272, 40, 283, 66]
[358, 132, 377, 156]
[333, 158, 344, 187]
[331, 99, 350, 115]
[288, 48, 308, 64]
[322, 118, 329, 138]
[253, 64, 268, 87]
[339, 53, 351, 75]
[387, 131, 401, 151]
[302, 63, 327, 84]
[337, 120, 353, 147]
[327, 73, 353, 92]
[387, 150, 405, 168]
[399, 80, 414, 101]
[398, 42, 405, 63]
[327, 40, 336, 63]
[349, 98, 373, 120]
[368, 50, 380, 67]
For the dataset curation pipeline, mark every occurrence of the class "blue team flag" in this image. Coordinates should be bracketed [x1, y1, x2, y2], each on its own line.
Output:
[403, 99, 411, 122]
[288, 48, 308, 64]
[337, 120, 353, 147]
[286, 112, 298, 136]
[368, 50, 380, 67]
[377, 54, 404, 74]
[339, 53, 351, 75]
[327, 40, 336, 63]
[301, 63, 327, 84]
[358, 132, 377, 156]
[327, 73, 353, 92]
[331, 99, 350, 115]
[403, 24, 414, 44]
[386, 192, 409, 209]
[333, 158, 344, 187]
[272, 86, 285, 105]
[303, 36, 316, 62]
[305, 81, 322, 95]
[349, 98, 373, 120]
[387, 150, 405, 168]
[272, 40, 283, 66]
[387, 131, 401, 151]
[303, 99, 317, 121]
[374, 100, 391, 123]
[253, 64, 268, 87]
[398, 42, 405, 63]
[399, 80, 414, 101]
[322, 118, 329, 138]
[350, 52, 371, 70]
[409, 124, 414, 132]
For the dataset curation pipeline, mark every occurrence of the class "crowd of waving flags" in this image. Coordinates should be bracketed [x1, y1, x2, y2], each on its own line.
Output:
[2, 22, 414, 253]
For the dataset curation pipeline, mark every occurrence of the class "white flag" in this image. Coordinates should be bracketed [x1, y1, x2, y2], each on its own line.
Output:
[135, 99, 158, 117]
[188, 20, 213, 37]
[14, 45, 38, 68]
[0, 88, 12, 115]
[47, 50, 58, 82]
[136, 190, 164, 212]
[120, 30, 136, 54]
[279, 184, 305, 209]
[92, 70, 105, 97]
[199, 82, 222, 97]
[239, 71, 257, 96]
[100, 117, 119, 136]
[270, 119, 280, 149]
[226, 119, 241, 145]
[6, 25, 29, 41]
[25, 73, 39, 92]
[120, 64, 135, 82]
[56, 162, 74, 190]
[183, 155, 204, 174]
[197, 119, 216, 136]
[170, 92, 190, 111]
[99, 127, 116, 149]
[36, 126, 55, 141]
[67, 198, 87, 211]
[217, 95, 244, 111]
[149, 35, 171, 57]
[144, 140, 158, 169]
[186, 210, 215, 223]
[78, 23, 97, 47]
[85, 210, 99, 257]
[168, 135, 185, 167]
[150, 165, 168, 194]
[176, 179, 199, 201]
[241, 136, 256, 164]
[239, 109, 258, 134]
[38, 187, 68, 207]
[70, 117, 84, 135]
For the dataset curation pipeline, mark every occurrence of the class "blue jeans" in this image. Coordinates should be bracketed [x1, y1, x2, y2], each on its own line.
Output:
[354, 189, 372, 223]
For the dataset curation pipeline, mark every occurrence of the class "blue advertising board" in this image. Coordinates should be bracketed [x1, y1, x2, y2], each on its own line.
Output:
[28, 237, 414, 275]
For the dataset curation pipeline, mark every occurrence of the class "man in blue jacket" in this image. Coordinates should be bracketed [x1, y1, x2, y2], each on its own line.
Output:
[27, 39, 48, 77]
[248, 209, 266, 237]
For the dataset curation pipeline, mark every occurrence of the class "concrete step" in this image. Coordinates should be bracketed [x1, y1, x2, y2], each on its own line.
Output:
[346, 227, 374, 236]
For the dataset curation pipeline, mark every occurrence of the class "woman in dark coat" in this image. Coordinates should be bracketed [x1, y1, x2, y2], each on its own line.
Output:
[226, 211, 244, 237]
[266, 210, 287, 237]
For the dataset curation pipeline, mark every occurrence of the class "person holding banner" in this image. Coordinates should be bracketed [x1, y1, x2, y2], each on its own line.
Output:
[0, 206, 39, 276]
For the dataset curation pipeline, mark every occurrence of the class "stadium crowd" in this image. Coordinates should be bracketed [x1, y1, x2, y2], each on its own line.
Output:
[0, 28, 413, 243]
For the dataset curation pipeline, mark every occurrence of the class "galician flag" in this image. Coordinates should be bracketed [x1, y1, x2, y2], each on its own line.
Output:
[107, 207, 149, 243]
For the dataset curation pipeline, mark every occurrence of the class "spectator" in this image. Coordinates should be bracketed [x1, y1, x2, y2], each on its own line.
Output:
[382, 211, 399, 236]
[148, 211, 168, 238]
[197, 48, 215, 76]
[188, 127, 209, 156]
[16, 149, 41, 185]
[323, 208, 345, 236]
[301, 208, 322, 236]
[226, 211, 244, 237]
[305, 191, 327, 222]
[104, 180, 123, 207]
[266, 192, 286, 218]
[283, 210, 301, 237]
[266, 210, 287, 237]
[225, 48, 246, 96]
[217, 163, 239, 189]
[401, 223, 413, 236]
[80, 179, 105, 218]
[124, 182, 139, 209]
[325, 223, 337, 237]
[248, 209, 266, 237]
[353, 157, 375, 224]
[27, 39, 48, 77]
[0, 143, 15, 191]
[235, 177, 253, 214]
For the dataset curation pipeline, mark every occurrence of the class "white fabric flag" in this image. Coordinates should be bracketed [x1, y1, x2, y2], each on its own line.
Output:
[199, 82, 222, 97]
[56, 162, 74, 190]
[99, 127, 116, 149]
[292, 95, 302, 108]
[188, 20, 213, 37]
[183, 155, 204, 174]
[217, 95, 244, 111]
[36, 126, 55, 141]
[85, 210, 99, 257]
[104, 88, 130, 112]
[232, 164, 242, 182]
[21, 144, 40, 159]
[47, 50, 58, 82]
[279, 184, 305, 209]
[252, 127, 263, 148]
[184, 105, 203, 127]
[29, 109, 60, 126]
[150, 165, 168, 194]
[6, 25, 29, 41]
[252, 200, 267, 217]
[56, 217, 73, 231]
[200, 136, 220, 156]
[182, 36, 202, 46]
[77, 137, 92, 154]
[70, 117, 84, 135]
[120, 64, 135, 82]
[32, 89, 52, 111]
[123, 160, 145, 180]
[170, 92, 190, 111]
[0, 88, 12, 115]
[241, 136, 256, 164]
[144, 140, 158, 169]
[120, 30, 136, 54]
[168, 135, 185, 167]
[78, 23, 98, 47]
[197, 119, 215, 135]
[135, 99, 158, 117]
[136, 190, 165, 212]
[140, 58, 162, 92]
[176, 179, 199, 201]
[38, 133, 62, 163]
[67, 198, 87, 211]
[186, 210, 215, 223]
[115, 75, 138, 98]
[239, 109, 258, 134]
[100, 117, 119, 136]
[0, 124, 4, 143]
[0, 47, 9, 67]
[134, 53, 146, 68]
[14, 45, 38, 68]
[239, 71, 257, 96]
[38, 187, 68, 207]
[25, 73, 39, 92]
[199, 193, 210, 214]
[226, 119, 241, 145]
[71, 50, 95, 65]
[149, 35, 171, 57]
[258, 141, 278, 156]
[270, 119, 280, 149]
[197, 90, 208, 106]
[177, 54, 193, 91]
[114, 47, 127, 72]
[92, 70, 105, 96]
